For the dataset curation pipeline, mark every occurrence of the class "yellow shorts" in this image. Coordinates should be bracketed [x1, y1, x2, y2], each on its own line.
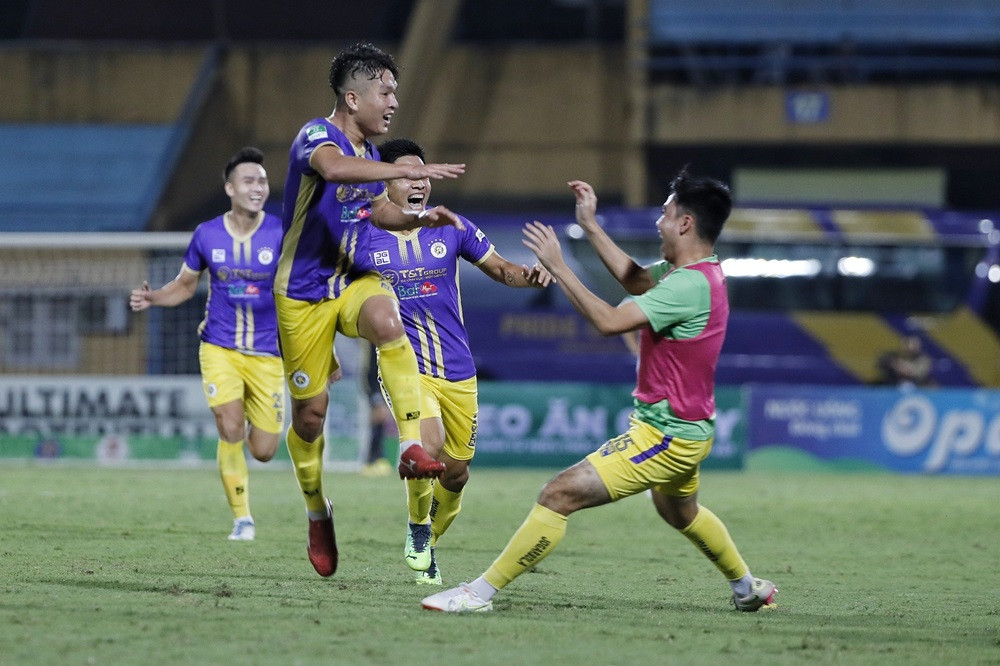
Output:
[275, 274, 394, 401]
[418, 375, 478, 462]
[586, 414, 713, 501]
[198, 341, 285, 434]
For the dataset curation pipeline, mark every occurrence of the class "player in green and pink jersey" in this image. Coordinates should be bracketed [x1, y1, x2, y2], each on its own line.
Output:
[422, 168, 777, 613]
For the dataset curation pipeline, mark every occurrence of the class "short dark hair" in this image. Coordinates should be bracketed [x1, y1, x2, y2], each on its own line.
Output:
[223, 147, 264, 182]
[378, 138, 426, 165]
[329, 42, 399, 99]
[669, 167, 732, 244]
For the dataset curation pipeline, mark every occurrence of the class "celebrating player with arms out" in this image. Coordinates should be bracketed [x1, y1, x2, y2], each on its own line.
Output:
[130, 147, 282, 542]
[422, 169, 777, 612]
[371, 138, 552, 585]
[275, 42, 466, 577]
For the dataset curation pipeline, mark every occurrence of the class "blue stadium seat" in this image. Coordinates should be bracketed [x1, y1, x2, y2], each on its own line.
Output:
[0, 124, 173, 232]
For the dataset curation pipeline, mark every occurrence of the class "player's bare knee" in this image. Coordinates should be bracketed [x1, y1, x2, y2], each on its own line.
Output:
[291, 403, 325, 441]
[441, 464, 469, 492]
[537, 479, 578, 516]
[247, 435, 279, 462]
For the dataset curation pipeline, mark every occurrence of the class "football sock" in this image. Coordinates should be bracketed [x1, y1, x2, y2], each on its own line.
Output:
[407, 478, 432, 524]
[217, 439, 250, 519]
[376, 336, 422, 442]
[679, 505, 749, 580]
[429, 483, 463, 545]
[468, 576, 498, 601]
[286, 426, 328, 515]
[729, 573, 755, 598]
[483, 503, 567, 590]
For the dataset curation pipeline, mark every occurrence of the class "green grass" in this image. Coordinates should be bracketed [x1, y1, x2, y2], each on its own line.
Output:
[1, 465, 998, 665]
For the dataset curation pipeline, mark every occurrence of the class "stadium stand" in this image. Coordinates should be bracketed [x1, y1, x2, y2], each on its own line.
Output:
[0, 124, 173, 232]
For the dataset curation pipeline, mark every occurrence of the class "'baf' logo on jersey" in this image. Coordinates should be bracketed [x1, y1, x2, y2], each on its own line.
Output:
[341, 204, 373, 223]
[228, 284, 261, 299]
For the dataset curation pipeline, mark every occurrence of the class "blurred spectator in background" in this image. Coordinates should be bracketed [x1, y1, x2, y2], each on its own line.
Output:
[877, 335, 933, 387]
[360, 342, 394, 478]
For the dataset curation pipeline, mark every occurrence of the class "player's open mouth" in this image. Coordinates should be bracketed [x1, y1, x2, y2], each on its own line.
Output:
[407, 194, 424, 206]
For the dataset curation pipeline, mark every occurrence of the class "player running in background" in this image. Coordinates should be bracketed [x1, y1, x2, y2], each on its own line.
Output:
[275, 43, 467, 577]
[371, 138, 552, 585]
[422, 169, 777, 612]
[130, 147, 282, 542]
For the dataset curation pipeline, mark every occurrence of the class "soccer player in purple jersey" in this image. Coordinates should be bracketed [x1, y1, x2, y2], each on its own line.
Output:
[422, 169, 777, 613]
[275, 43, 468, 577]
[130, 147, 283, 542]
[371, 138, 552, 585]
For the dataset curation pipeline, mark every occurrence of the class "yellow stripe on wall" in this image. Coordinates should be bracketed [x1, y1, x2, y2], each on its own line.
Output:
[791, 311, 902, 383]
[831, 210, 936, 242]
[925, 306, 1000, 387]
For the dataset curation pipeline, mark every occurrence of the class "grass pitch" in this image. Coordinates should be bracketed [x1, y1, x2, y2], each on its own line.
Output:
[1, 464, 998, 665]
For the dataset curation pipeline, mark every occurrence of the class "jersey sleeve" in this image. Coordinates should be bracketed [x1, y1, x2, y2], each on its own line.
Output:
[181, 226, 206, 273]
[631, 267, 708, 335]
[293, 120, 338, 177]
[457, 216, 494, 264]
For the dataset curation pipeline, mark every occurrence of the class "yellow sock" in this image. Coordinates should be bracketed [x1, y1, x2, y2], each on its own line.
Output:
[407, 478, 432, 524]
[376, 336, 421, 442]
[217, 439, 249, 519]
[429, 483, 463, 545]
[680, 505, 749, 580]
[483, 503, 567, 590]
[286, 427, 328, 514]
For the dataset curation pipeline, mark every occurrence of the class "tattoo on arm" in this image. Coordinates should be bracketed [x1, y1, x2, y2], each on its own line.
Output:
[504, 269, 517, 285]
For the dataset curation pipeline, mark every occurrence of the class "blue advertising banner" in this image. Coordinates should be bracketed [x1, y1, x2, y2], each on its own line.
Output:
[475, 381, 744, 469]
[747, 385, 1000, 474]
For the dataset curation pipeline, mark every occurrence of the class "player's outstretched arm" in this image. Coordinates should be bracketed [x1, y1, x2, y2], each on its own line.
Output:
[568, 180, 652, 295]
[522, 221, 647, 335]
[478, 252, 553, 288]
[129, 269, 200, 311]
[311, 145, 465, 185]
[370, 199, 466, 232]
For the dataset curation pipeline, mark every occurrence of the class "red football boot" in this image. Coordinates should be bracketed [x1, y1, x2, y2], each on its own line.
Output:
[397, 442, 446, 479]
[307, 497, 338, 577]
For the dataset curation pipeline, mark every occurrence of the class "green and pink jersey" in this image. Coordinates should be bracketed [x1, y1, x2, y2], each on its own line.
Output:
[630, 256, 728, 440]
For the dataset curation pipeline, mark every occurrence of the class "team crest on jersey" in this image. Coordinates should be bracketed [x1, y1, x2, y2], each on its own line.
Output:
[257, 247, 274, 265]
[212, 249, 226, 262]
[291, 371, 311, 390]
[430, 241, 447, 258]
[306, 124, 328, 141]
[373, 250, 391, 266]
[475, 229, 485, 243]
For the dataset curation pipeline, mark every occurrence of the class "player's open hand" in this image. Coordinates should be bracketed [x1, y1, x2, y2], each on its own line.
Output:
[410, 163, 466, 180]
[420, 205, 466, 231]
[522, 221, 566, 273]
[129, 281, 153, 312]
[522, 263, 554, 287]
[568, 180, 598, 228]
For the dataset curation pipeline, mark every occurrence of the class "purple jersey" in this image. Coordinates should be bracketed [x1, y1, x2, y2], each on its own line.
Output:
[182, 212, 282, 356]
[275, 118, 386, 301]
[367, 215, 494, 381]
